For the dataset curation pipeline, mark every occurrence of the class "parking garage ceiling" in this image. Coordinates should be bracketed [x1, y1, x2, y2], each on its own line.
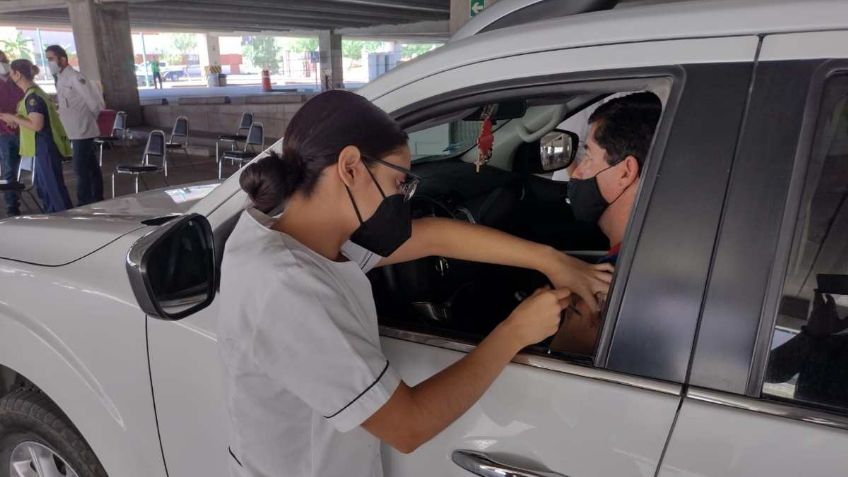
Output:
[0, 0, 450, 33]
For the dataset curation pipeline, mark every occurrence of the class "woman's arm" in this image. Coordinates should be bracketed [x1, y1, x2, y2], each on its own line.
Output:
[1, 111, 44, 132]
[363, 287, 569, 453]
[379, 217, 613, 311]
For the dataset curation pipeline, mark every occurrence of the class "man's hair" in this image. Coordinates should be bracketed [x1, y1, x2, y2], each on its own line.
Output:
[45, 45, 68, 60]
[588, 92, 662, 169]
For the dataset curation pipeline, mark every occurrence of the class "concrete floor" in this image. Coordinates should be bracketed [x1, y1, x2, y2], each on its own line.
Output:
[0, 141, 245, 220]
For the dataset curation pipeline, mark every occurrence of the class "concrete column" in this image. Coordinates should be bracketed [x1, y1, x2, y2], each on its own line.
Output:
[198, 33, 221, 69]
[67, 0, 141, 124]
[318, 30, 343, 91]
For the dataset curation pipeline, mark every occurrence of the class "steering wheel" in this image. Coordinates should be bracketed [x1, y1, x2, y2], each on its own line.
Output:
[377, 194, 474, 325]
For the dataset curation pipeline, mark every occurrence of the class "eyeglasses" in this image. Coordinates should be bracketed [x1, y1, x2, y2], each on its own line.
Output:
[364, 155, 421, 201]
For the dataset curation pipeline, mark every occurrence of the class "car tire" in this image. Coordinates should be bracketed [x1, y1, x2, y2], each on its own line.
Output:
[0, 388, 106, 477]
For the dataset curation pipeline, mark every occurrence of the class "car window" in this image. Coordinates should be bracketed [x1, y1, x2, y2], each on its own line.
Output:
[762, 76, 848, 413]
[371, 87, 666, 365]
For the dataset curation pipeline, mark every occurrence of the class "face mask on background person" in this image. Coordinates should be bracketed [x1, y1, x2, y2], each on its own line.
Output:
[0, 62, 9, 76]
[47, 60, 61, 76]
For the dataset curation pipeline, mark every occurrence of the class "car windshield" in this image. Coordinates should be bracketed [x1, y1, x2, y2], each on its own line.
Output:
[407, 105, 513, 163]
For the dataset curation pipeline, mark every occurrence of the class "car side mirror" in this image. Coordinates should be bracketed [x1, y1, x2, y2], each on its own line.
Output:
[126, 213, 216, 321]
[534, 129, 579, 173]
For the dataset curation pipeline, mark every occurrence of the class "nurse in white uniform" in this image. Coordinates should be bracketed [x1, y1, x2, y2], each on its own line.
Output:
[218, 90, 613, 477]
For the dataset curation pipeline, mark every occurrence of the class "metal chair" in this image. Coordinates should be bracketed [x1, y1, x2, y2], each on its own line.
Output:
[216, 112, 253, 163]
[0, 157, 43, 214]
[112, 130, 168, 198]
[166, 116, 191, 162]
[219, 122, 264, 179]
[95, 111, 130, 167]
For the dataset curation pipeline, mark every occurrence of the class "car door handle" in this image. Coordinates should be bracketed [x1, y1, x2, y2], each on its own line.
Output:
[451, 449, 569, 477]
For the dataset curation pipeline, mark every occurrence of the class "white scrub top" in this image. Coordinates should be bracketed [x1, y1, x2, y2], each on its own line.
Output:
[218, 208, 401, 477]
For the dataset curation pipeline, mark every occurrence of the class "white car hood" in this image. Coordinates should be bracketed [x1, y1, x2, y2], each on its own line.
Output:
[0, 182, 220, 266]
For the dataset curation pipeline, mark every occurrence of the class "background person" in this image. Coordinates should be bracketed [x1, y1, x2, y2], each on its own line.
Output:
[151, 58, 162, 89]
[0, 59, 72, 213]
[0, 50, 23, 216]
[46, 44, 105, 206]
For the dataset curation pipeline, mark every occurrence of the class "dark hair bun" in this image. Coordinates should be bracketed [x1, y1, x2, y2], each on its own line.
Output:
[236, 90, 408, 210]
[239, 152, 304, 213]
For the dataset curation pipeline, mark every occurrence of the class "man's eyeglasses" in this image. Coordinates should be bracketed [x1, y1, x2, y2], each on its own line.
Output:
[364, 155, 421, 201]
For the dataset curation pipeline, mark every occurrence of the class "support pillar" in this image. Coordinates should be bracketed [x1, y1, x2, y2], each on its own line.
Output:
[68, 0, 141, 124]
[198, 33, 221, 70]
[318, 30, 343, 91]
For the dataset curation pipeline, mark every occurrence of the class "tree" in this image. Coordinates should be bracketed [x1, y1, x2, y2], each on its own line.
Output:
[172, 33, 197, 54]
[242, 36, 281, 72]
[287, 37, 318, 53]
[342, 40, 383, 60]
[161, 33, 197, 65]
[0, 32, 34, 61]
[402, 43, 441, 60]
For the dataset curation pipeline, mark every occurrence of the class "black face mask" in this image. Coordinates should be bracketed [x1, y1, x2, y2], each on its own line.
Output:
[567, 164, 627, 223]
[346, 167, 412, 257]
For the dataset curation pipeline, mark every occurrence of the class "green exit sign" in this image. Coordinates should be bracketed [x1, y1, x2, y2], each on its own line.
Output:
[470, 0, 485, 17]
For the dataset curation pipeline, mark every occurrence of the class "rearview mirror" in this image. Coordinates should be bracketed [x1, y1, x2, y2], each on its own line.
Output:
[126, 213, 216, 320]
[537, 129, 579, 172]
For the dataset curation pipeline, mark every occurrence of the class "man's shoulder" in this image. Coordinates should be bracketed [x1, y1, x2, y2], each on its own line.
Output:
[61, 67, 88, 84]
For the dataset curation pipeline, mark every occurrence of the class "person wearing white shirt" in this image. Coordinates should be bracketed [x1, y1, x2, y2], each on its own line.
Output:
[218, 90, 613, 477]
[46, 45, 105, 206]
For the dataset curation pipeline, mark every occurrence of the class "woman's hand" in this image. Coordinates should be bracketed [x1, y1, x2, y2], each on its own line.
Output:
[542, 251, 613, 313]
[0, 113, 16, 127]
[499, 286, 572, 349]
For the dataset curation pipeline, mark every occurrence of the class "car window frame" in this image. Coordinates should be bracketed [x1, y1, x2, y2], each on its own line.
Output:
[748, 64, 848, 412]
[378, 66, 685, 381]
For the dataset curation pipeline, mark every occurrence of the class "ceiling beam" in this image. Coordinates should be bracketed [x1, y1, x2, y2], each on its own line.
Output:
[173, 0, 444, 22]
[145, 4, 413, 28]
[338, 20, 449, 41]
[323, 0, 448, 14]
[0, 0, 64, 13]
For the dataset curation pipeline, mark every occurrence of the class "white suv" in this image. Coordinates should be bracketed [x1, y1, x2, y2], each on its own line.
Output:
[2, 1, 848, 476]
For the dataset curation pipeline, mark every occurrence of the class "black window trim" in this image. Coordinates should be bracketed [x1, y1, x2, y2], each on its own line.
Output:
[748, 62, 848, 405]
[378, 65, 687, 381]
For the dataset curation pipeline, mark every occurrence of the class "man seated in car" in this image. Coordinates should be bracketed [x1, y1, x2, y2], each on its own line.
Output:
[550, 92, 662, 355]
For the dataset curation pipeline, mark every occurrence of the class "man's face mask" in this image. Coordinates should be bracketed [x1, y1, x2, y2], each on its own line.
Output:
[0, 62, 9, 77]
[567, 165, 613, 223]
[567, 162, 631, 223]
[47, 60, 61, 76]
[345, 160, 413, 257]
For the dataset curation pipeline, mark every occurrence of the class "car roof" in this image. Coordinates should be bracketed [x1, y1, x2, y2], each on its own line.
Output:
[359, 0, 848, 102]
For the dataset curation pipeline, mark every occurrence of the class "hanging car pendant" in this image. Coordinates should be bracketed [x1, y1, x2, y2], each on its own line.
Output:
[475, 104, 497, 172]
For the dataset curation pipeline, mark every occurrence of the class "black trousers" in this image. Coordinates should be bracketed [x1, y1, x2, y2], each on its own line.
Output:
[71, 138, 104, 206]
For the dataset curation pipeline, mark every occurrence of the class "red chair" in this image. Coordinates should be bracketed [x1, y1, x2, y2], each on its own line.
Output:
[97, 109, 117, 137]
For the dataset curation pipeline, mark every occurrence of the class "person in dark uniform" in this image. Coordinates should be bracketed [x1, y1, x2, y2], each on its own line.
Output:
[0, 59, 72, 213]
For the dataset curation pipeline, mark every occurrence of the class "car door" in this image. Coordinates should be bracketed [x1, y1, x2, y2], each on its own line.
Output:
[370, 36, 758, 477]
[659, 30, 848, 477]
